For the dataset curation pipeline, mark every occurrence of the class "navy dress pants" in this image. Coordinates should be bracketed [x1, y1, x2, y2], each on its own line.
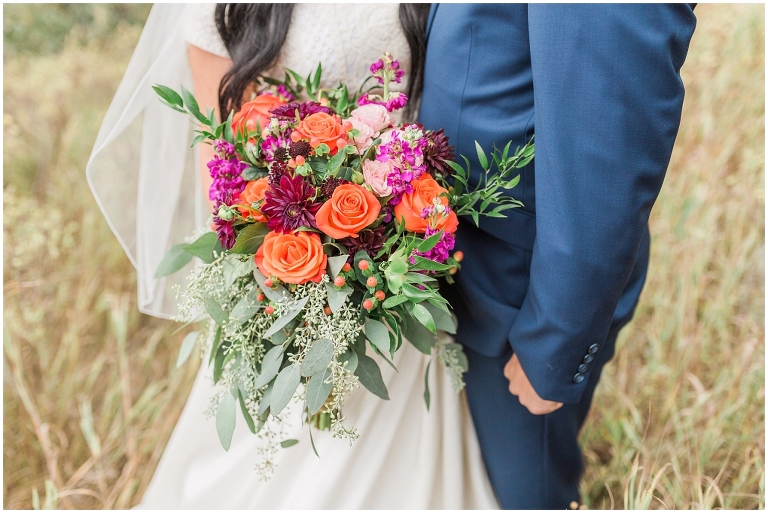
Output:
[463, 334, 616, 509]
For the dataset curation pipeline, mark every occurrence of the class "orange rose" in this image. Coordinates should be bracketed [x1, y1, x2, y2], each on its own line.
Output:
[316, 184, 381, 239]
[295, 112, 346, 154]
[394, 176, 458, 234]
[255, 231, 327, 284]
[237, 178, 270, 222]
[231, 94, 286, 137]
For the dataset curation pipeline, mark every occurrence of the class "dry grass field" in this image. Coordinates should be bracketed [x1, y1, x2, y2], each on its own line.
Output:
[3, 4, 764, 509]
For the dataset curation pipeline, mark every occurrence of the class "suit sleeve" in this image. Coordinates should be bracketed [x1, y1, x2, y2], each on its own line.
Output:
[509, 5, 696, 404]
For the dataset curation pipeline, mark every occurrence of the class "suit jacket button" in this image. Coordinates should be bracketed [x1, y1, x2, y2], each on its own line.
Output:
[573, 373, 585, 384]
[588, 343, 600, 354]
[583, 354, 594, 364]
[578, 363, 589, 373]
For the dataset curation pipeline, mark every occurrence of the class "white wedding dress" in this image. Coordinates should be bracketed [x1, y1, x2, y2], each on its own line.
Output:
[100, 4, 498, 509]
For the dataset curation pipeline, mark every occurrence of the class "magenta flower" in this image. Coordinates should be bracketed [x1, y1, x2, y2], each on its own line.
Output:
[208, 156, 248, 204]
[270, 101, 331, 120]
[261, 174, 321, 233]
[413, 228, 455, 264]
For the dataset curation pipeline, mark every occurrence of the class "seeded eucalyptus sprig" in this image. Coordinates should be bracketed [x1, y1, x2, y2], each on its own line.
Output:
[439, 137, 534, 227]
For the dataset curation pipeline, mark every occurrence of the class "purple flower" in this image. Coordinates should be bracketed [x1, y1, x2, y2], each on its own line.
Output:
[261, 174, 321, 233]
[213, 139, 235, 156]
[270, 101, 331, 120]
[276, 85, 295, 102]
[212, 193, 238, 250]
[208, 156, 248, 205]
[412, 228, 455, 265]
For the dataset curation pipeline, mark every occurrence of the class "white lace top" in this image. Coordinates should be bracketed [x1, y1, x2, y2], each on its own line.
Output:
[185, 3, 411, 93]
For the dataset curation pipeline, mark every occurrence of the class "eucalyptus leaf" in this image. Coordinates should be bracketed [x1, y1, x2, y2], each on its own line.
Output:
[230, 288, 262, 324]
[263, 296, 309, 338]
[354, 354, 389, 400]
[176, 331, 198, 368]
[364, 317, 391, 354]
[222, 256, 253, 290]
[423, 360, 432, 411]
[253, 269, 290, 302]
[254, 346, 283, 389]
[300, 338, 334, 377]
[325, 283, 352, 314]
[238, 388, 257, 434]
[258, 381, 273, 417]
[280, 439, 299, 448]
[327, 254, 350, 280]
[338, 349, 358, 373]
[154, 244, 193, 278]
[204, 298, 228, 325]
[306, 367, 333, 415]
[215, 391, 236, 451]
[270, 363, 301, 416]
[208, 325, 222, 365]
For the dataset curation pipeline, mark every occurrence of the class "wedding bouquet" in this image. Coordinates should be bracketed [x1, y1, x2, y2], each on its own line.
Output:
[153, 53, 533, 464]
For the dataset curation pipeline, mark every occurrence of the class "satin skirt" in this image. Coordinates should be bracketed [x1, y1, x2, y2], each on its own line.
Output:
[138, 338, 500, 509]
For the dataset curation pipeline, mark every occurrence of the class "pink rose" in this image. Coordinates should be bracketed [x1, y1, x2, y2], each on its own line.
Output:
[349, 104, 392, 132]
[348, 116, 376, 151]
[362, 158, 395, 197]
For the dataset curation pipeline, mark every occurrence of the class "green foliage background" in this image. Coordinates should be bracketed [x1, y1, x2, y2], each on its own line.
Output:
[3, 4, 764, 509]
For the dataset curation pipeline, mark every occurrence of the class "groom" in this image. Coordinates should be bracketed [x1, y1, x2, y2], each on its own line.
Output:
[418, 4, 696, 509]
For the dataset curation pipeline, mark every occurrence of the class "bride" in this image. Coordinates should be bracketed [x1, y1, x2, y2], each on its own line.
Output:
[87, 4, 498, 509]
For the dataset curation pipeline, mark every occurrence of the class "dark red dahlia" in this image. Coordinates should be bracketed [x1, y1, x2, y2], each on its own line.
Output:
[270, 101, 332, 120]
[268, 160, 289, 186]
[261, 174, 321, 233]
[341, 225, 387, 260]
[424, 129, 456, 175]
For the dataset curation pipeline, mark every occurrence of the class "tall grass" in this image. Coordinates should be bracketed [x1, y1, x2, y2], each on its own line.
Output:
[3, 4, 764, 509]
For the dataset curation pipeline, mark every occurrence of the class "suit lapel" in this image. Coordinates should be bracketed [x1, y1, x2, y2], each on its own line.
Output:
[425, 3, 439, 43]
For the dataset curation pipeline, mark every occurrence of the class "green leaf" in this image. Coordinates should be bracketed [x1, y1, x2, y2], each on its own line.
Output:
[364, 317, 391, 354]
[401, 283, 435, 302]
[300, 338, 334, 377]
[306, 367, 333, 415]
[215, 390, 236, 451]
[263, 296, 309, 338]
[213, 343, 232, 384]
[253, 269, 290, 302]
[237, 388, 257, 434]
[254, 345, 283, 389]
[417, 231, 443, 253]
[270, 363, 301, 416]
[405, 272, 438, 285]
[180, 84, 210, 126]
[183, 232, 222, 263]
[191, 133, 208, 147]
[327, 254, 349, 280]
[312, 62, 322, 91]
[326, 148, 347, 175]
[423, 302, 457, 334]
[381, 294, 409, 309]
[446, 160, 466, 176]
[208, 325, 222, 365]
[403, 310, 437, 355]
[204, 298, 228, 325]
[280, 438, 299, 448]
[338, 349, 358, 373]
[222, 255, 253, 289]
[325, 283, 352, 314]
[354, 354, 389, 400]
[230, 287, 262, 324]
[230, 223, 269, 254]
[154, 244, 193, 278]
[410, 256, 454, 272]
[176, 331, 198, 368]
[152, 84, 183, 106]
[258, 381, 273, 417]
[423, 360, 432, 411]
[411, 303, 436, 333]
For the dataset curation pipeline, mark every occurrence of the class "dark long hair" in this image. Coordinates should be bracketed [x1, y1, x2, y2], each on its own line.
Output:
[215, 4, 430, 121]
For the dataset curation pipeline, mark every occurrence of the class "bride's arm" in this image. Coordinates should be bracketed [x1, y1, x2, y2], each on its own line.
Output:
[188, 44, 232, 213]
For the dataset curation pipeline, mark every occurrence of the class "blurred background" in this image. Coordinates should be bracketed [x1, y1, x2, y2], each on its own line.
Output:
[3, 4, 764, 509]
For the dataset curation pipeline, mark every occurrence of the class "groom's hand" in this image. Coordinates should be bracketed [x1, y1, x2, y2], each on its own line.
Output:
[504, 354, 563, 415]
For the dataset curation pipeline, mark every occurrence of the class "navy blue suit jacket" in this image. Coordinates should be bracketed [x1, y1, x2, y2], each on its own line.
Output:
[418, 4, 696, 404]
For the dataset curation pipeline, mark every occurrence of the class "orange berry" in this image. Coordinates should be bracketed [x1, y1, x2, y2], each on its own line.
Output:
[287, 158, 296, 168]
[310, 137, 320, 148]
[334, 276, 346, 287]
[363, 299, 374, 310]
[366, 276, 377, 287]
[343, 121, 353, 131]
[449, 267, 458, 275]
[290, 131, 302, 142]
[319, 97, 329, 106]
[336, 138, 347, 149]
[374, 290, 386, 301]
[342, 263, 352, 272]
[324, 306, 332, 315]
[453, 250, 464, 262]
[358, 260, 369, 271]
[257, 293, 265, 302]
[264, 278, 274, 288]
[295, 155, 305, 166]
[265, 305, 275, 315]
